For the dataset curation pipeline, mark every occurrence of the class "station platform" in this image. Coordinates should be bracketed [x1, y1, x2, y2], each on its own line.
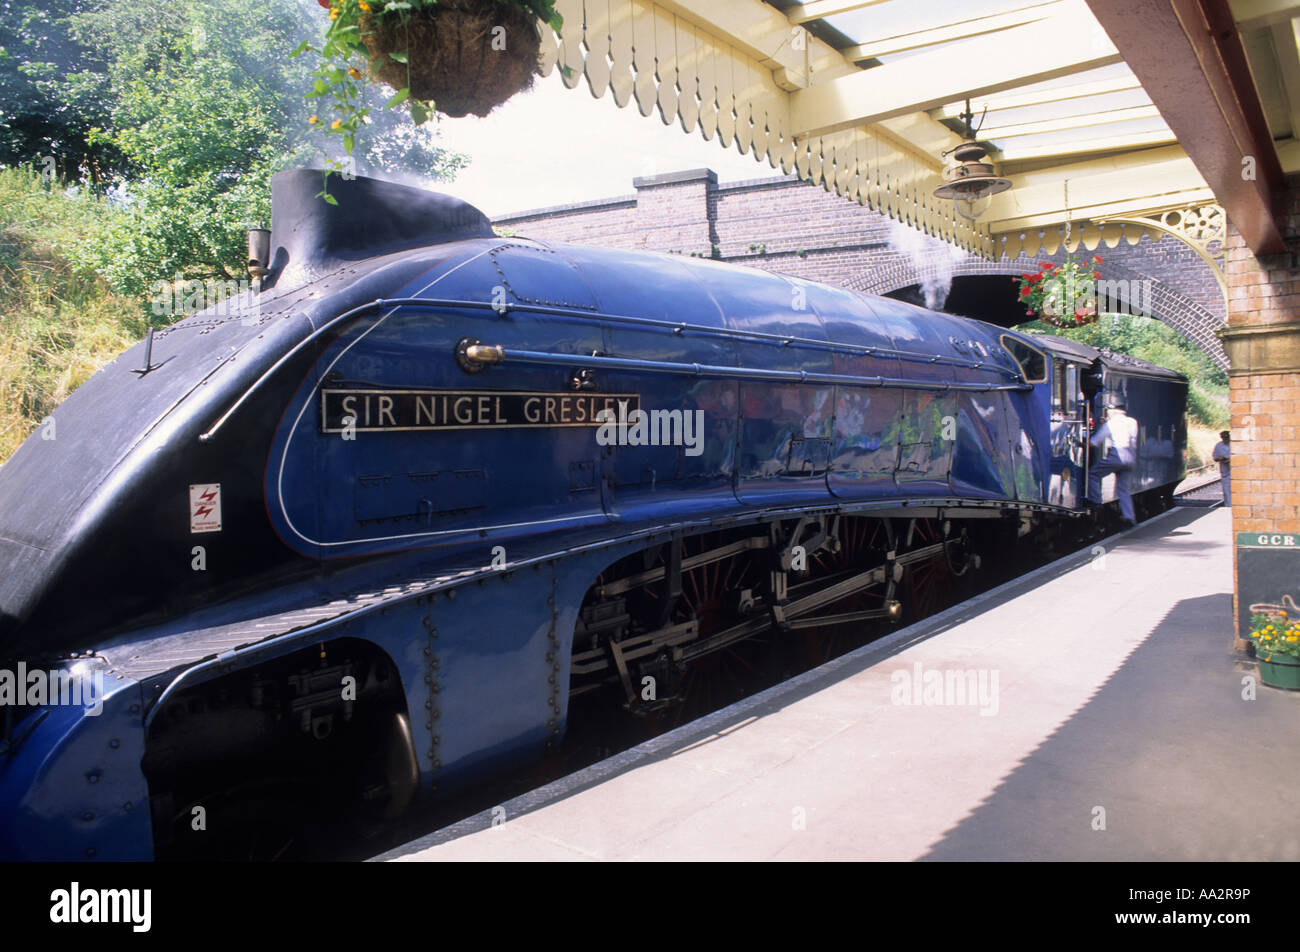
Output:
[379, 502, 1300, 862]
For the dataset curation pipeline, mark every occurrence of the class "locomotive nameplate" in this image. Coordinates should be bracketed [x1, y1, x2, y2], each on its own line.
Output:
[320, 389, 641, 433]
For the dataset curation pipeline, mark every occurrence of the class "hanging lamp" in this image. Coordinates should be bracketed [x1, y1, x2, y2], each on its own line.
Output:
[934, 100, 1012, 222]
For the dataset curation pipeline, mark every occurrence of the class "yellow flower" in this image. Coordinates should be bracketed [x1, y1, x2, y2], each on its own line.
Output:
[359, 0, 371, 9]
[308, 114, 319, 124]
[331, 118, 342, 129]
[348, 67, 362, 79]
[329, 7, 339, 19]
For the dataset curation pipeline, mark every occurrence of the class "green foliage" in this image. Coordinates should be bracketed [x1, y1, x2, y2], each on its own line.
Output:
[18, 0, 469, 300]
[0, 0, 127, 183]
[0, 0, 475, 460]
[1186, 385, 1228, 431]
[0, 168, 145, 460]
[1250, 611, 1300, 660]
[77, 55, 282, 295]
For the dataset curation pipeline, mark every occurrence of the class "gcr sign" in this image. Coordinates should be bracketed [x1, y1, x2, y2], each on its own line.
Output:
[1235, 530, 1300, 643]
[1239, 533, 1299, 548]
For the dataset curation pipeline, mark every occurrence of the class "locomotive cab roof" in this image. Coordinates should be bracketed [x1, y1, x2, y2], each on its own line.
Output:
[1026, 332, 1188, 383]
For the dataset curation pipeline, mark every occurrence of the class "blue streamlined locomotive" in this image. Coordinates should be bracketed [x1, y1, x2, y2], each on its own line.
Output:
[0, 170, 1188, 859]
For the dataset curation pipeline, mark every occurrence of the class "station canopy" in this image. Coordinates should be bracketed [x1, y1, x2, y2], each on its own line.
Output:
[538, 0, 1297, 260]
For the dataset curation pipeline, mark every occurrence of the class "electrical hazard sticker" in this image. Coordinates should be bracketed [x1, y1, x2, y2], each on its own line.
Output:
[189, 483, 222, 533]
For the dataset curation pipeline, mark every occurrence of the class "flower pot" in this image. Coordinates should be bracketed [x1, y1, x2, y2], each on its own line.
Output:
[1040, 311, 1098, 329]
[1258, 653, 1300, 690]
[360, 0, 541, 118]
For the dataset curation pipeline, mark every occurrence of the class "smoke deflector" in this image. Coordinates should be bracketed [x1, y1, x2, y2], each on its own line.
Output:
[265, 169, 495, 288]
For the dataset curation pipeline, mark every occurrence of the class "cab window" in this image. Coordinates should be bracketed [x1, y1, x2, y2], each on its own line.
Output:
[1000, 334, 1048, 383]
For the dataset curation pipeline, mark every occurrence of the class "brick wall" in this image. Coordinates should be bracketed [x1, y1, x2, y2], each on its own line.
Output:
[1223, 218, 1300, 532]
[1221, 184, 1300, 644]
[494, 195, 640, 248]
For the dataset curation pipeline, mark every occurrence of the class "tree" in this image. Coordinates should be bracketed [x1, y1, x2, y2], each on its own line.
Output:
[62, 0, 467, 301]
[0, 0, 126, 183]
[79, 57, 284, 294]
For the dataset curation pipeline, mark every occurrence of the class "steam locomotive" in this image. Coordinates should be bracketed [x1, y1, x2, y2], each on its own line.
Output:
[0, 170, 1187, 860]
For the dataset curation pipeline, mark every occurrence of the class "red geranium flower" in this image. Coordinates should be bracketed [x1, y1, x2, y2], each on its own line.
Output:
[1092, 255, 1102, 264]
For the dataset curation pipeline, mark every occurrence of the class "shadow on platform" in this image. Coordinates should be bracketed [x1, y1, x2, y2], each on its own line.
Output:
[918, 590, 1300, 861]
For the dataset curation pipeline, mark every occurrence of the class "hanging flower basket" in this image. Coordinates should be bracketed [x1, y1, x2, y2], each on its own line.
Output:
[1015, 255, 1104, 329]
[298, 0, 564, 196]
[360, 0, 545, 118]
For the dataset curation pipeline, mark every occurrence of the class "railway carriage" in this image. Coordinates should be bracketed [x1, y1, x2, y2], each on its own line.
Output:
[0, 170, 1186, 859]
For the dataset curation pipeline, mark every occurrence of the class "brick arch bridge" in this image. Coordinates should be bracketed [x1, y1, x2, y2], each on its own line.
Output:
[494, 168, 1227, 370]
[854, 256, 1227, 369]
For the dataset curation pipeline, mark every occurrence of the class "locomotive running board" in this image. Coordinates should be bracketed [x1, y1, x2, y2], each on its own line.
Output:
[95, 500, 1049, 704]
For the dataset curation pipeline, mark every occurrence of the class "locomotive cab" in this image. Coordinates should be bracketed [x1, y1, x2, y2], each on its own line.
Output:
[1048, 353, 1092, 509]
[1026, 333, 1187, 515]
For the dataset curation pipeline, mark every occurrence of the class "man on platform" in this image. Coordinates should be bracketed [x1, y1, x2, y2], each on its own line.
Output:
[1212, 430, 1231, 506]
[1088, 397, 1139, 528]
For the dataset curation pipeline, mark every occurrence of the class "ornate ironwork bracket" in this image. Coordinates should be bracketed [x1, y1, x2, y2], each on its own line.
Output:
[1094, 204, 1228, 305]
